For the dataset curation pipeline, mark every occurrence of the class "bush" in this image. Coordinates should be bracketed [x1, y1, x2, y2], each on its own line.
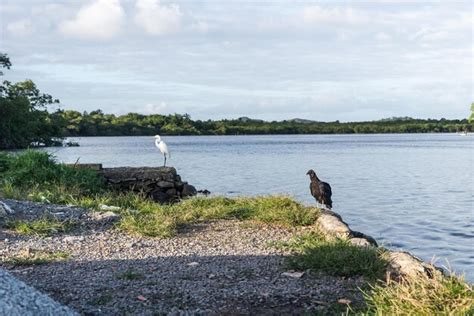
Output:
[0, 150, 105, 195]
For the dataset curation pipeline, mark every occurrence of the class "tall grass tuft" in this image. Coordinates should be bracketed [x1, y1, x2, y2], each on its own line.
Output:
[362, 273, 474, 315]
[0, 150, 105, 196]
[278, 232, 389, 279]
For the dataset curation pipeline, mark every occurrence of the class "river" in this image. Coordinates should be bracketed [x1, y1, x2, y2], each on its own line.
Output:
[41, 134, 473, 281]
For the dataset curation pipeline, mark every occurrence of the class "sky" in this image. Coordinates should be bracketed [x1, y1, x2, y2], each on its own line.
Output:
[0, 0, 472, 121]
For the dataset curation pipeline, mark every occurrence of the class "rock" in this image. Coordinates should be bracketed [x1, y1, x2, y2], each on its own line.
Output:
[387, 251, 442, 280]
[166, 188, 177, 196]
[99, 204, 121, 211]
[97, 166, 198, 203]
[182, 184, 197, 198]
[187, 262, 199, 267]
[157, 181, 175, 189]
[349, 231, 378, 247]
[0, 205, 7, 219]
[0, 201, 14, 215]
[197, 189, 211, 196]
[0, 269, 77, 315]
[66, 163, 102, 171]
[315, 211, 351, 239]
[281, 271, 304, 278]
[91, 211, 120, 223]
[150, 190, 173, 203]
[349, 237, 373, 247]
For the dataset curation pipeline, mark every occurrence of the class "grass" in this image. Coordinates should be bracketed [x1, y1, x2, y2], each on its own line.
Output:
[276, 232, 389, 279]
[2, 250, 69, 266]
[5, 217, 75, 236]
[361, 274, 474, 315]
[118, 195, 320, 237]
[0, 150, 105, 197]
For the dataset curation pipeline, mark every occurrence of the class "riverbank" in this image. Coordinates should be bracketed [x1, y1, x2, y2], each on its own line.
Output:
[0, 151, 472, 314]
[1, 198, 472, 315]
[1, 199, 368, 314]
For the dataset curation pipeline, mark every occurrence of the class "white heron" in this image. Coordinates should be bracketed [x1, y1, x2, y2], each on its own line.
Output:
[154, 135, 170, 166]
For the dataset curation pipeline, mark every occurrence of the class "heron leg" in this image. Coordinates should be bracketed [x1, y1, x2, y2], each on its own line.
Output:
[164, 156, 167, 167]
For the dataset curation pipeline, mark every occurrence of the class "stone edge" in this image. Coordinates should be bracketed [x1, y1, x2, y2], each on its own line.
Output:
[313, 209, 445, 281]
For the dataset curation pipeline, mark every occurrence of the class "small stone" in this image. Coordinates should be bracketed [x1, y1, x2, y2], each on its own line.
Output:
[281, 271, 305, 278]
[63, 236, 85, 243]
[337, 298, 351, 305]
[187, 262, 199, 267]
[137, 295, 147, 301]
[208, 274, 216, 279]
[92, 211, 120, 223]
[99, 204, 121, 211]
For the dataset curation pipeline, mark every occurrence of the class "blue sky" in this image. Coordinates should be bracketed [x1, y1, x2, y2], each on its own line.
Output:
[0, 0, 472, 121]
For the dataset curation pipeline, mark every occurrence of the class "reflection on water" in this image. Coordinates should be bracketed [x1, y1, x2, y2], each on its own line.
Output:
[42, 134, 473, 280]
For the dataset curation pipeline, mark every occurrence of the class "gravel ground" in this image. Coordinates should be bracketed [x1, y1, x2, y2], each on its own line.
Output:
[0, 199, 366, 315]
[0, 268, 78, 316]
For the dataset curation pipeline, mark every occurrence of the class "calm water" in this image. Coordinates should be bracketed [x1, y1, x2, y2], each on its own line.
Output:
[42, 134, 473, 280]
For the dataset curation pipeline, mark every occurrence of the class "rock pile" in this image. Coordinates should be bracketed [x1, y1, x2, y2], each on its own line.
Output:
[100, 166, 198, 203]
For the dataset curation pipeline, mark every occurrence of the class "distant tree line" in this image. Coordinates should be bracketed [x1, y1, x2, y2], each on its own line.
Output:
[50, 110, 471, 138]
[1, 52, 473, 149]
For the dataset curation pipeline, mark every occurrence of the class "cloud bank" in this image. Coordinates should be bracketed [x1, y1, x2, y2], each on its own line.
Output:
[1, 1, 472, 121]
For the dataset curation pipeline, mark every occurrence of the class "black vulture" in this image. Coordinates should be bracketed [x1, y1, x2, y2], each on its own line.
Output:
[306, 169, 332, 209]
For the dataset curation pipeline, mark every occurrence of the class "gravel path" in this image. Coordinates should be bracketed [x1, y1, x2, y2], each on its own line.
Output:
[1, 199, 365, 315]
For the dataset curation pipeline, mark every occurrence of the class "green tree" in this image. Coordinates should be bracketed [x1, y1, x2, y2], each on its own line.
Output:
[0, 54, 61, 149]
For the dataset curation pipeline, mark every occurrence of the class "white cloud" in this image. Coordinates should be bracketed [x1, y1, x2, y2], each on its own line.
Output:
[301, 5, 369, 25]
[59, 0, 125, 40]
[134, 0, 182, 35]
[141, 102, 169, 114]
[375, 32, 391, 41]
[7, 19, 33, 36]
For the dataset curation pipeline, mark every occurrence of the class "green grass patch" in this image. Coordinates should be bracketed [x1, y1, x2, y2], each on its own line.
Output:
[0, 150, 105, 197]
[5, 217, 75, 236]
[277, 233, 388, 279]
[2, 250, 69, 266]
[361, 274, 474, 315]
[118, 195, 320, 237]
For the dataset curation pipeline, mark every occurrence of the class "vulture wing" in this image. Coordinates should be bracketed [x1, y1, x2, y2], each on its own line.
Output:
[319, 182, 332, 198]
